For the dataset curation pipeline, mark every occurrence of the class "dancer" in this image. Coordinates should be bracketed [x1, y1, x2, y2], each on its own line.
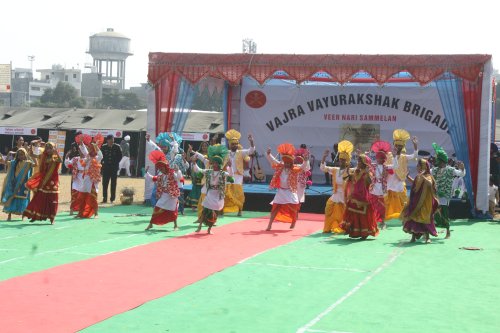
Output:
[320, 140, 353, 233]
[342, 154, 379, 239]
[154, 132, 189, 207]
[23, 142, 62, 224]
[186, 141, 209, 208]
[385, 130, 418, 220]
[265, 143, 310, 231]
[75, 137, 103, 219]
[223, 130, 255, 216]
[192, 144, 234, 234]
[1, 148, 34, 221]
[64, 143, 86, 216]
[370, 140, 393, 230]
[295, 146, 312, 206]
[144, 133, 160, 205]
[402, 159, 438, 243]
[431, 143, 465, 238]
[145, 151, 180, 231]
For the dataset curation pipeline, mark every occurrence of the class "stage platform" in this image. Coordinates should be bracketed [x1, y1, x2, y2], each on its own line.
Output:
[183, 183, 472, 219]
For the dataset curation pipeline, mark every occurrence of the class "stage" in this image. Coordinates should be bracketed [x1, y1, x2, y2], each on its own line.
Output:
[183, 183, 472, 218]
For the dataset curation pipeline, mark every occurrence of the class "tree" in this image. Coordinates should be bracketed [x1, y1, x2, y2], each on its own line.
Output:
[96, 91, 145, 110]
[34, 82, 86, 108]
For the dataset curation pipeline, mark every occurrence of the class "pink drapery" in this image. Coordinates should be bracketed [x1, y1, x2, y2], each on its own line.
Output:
[462, 78, 483, 197]
[155, 73, 180, 134]
[148, 53, 491, 86]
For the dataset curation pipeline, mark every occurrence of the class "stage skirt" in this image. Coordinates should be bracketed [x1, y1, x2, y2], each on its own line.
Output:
[342, 200, 379, 238]
[76, 186, 98, 218]
[324, 200, 345, 233]
[23, 191, 58, 222]
[2, 195, 30, 216]
[150, 206, 178, 225]
[272, 203, 300, 223]
[403, 220, 438, 237]
[385, 190, 407, 220]
[223, 184, 245, 213]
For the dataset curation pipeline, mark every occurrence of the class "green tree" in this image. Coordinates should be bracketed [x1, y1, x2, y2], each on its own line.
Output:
[35, 82, 86, 108]
[97, 91, 145, 110]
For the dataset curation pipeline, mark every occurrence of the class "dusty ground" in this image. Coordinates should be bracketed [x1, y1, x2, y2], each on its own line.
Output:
[0, 173, 148, 220]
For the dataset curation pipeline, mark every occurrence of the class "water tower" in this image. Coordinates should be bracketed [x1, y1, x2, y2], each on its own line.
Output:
[87, 28, 132, 90]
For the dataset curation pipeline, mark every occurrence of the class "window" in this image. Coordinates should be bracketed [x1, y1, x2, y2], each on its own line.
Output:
[73, 73, 77, 79]
[31, 86, 41, 91]
[45, 75, 50, 80]
[65, 75, 68, 81]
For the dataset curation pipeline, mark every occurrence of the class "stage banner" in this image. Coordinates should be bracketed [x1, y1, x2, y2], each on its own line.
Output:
[239, 79, 452, 179]
[77, 129, 123, 138]
[0, 127, 37, 136]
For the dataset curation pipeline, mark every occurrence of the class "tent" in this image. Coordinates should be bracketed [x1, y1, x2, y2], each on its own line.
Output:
[147, 53, 494, 214]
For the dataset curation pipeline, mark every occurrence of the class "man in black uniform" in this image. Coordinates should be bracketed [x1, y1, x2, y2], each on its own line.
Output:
[101, 134, 122, 203]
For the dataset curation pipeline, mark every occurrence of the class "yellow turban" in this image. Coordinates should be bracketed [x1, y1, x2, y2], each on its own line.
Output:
[225, 129, 241, 144]
[393, 129, 410, 146]
[337, 140, 354, 163]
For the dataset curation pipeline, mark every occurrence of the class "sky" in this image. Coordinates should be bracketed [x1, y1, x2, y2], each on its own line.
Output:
[1, 0, 497, 88]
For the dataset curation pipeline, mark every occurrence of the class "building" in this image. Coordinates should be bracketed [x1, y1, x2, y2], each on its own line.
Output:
[0, 68, 33, 107]
[29, 64, 82, 101]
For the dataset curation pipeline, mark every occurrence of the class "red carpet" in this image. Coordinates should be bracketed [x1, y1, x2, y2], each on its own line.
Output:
[0, 214, 322, 333]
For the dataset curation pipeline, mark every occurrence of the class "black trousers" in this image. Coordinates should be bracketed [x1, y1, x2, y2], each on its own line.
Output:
[102, 168, 118, 202]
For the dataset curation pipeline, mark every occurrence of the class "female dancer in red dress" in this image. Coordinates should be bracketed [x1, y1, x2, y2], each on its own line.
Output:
[23, 142, 61, 224]
[342, 154, 379, 239]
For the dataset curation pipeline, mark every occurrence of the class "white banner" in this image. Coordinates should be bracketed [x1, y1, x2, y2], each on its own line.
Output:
[181, 132, 210, 141]
[77, 129, 123, 138]
[240, 80, 452, 179]
[0, 127, 37, 135]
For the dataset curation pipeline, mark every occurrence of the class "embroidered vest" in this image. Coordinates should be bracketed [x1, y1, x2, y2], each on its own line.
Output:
[270, 165, 300, 193]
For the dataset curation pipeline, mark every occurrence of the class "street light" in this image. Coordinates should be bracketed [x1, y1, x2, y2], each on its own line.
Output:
[28, 55, 35, 105]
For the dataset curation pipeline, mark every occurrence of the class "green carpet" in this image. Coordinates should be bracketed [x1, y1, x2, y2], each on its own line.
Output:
[0, 205, 264, 281]
[82, 219, 500, 333]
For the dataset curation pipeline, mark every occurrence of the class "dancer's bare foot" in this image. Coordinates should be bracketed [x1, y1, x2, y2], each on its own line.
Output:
[145, 223, 153, 231]
[410, 234, 416, 243]
[29, 218, 35, 223]
[50, 219, 55, 225]
[7, 214, 12, 221]
[445, 230, 451, 239]
[237, 211, 242, 217]
[290, 222, 296, 229]
[195, 227, 201, 233]
[173, 227, 179, 231]
[207, 229, 214, 234]
[361, 236, 368, 240]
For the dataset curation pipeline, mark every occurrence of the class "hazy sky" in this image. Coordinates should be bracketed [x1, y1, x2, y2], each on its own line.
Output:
[1, 0, 497, 88]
